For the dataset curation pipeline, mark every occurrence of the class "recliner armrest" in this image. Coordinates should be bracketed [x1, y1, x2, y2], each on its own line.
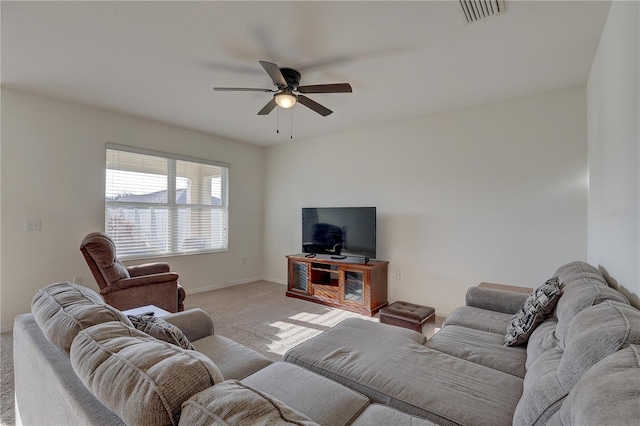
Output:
[163, 308, 215, 342]
[101, 273, 179, 293]
[465, 286, 528, 315]
[127, 262, 171, 277]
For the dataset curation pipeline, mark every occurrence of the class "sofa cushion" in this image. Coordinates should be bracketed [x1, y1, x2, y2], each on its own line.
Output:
[70, 321, 223, 426]
[161, 308, 214, 342]
[442, 305, 514, 335]
[242, 362, 370, 426]
[515, 301, 640, 425]
[351, 404, 437, 426]
[192, 334, 272, 380]
[553, 261, 606, 285]
[179, 380, 319, 426]
[31, 281, 132, 354]
[464, 286, 530, 315]
[427, 325, 527, 378]
[526, 318, 559, 370]
[548, 345, 640, 426]
[128, 313, 195, 350]
[553, 262, 629, 344]
[557, 300, 640, 390]
[505, 278, 561, 346]
[284, 318, 523, 426]
[513, 347, 565, 426]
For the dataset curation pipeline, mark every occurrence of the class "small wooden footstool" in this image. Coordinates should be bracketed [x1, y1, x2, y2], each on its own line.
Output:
[379, 301, 436, 339]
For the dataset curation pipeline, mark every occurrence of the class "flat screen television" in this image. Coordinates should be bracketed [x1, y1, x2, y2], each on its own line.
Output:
[302, 207, 376, 261]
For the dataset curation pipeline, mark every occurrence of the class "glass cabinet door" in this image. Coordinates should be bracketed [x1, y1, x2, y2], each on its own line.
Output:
[343, 270, 364, 303]
[291, 262, 308, 292]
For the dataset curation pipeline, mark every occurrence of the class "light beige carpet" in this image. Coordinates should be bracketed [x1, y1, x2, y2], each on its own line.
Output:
[1, 280, 443, 425]
[183, 280, 383, 362]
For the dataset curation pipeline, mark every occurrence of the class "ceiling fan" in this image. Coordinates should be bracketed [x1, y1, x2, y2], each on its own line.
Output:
[214, 61, 352, 117]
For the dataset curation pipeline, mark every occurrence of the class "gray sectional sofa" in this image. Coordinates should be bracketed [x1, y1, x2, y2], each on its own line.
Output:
[14, 282, 430, 425]
[284, 261, 640, 425]
[13, 261, 640, 425]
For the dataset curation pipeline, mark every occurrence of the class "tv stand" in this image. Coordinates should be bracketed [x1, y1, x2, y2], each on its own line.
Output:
[286, 254, 388, 316]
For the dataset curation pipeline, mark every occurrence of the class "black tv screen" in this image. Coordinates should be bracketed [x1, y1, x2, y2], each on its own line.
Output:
[302, 207, 376, 260]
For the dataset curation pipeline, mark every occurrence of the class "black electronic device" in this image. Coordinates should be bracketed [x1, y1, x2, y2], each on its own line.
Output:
[302, 207, 376, 261]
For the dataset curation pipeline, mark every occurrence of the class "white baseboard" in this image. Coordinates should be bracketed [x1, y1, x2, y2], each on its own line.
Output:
[262, 277, 286, 285]
[188, 276, 265, 295]
[1, 324, 14, 333]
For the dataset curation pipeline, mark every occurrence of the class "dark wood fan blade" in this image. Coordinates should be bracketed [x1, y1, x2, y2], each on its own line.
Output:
[214, 87, 275, 92]
[298, 95, 332, 116]
[259, 61, 287, 88]
[297, 83, 352, 94]
[257, 98, 277, 115]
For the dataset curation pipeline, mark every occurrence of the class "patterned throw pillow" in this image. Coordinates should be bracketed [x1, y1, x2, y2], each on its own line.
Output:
[505, 278, 562, 346]
[127, 314, 195, 350]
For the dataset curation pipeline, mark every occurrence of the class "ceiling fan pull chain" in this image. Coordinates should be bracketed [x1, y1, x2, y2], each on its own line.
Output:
[276, 108, 280, 134]
[290, 109, 294, 140]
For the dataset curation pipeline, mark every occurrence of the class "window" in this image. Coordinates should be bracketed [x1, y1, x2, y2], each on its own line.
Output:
[105, 144, 229, 259]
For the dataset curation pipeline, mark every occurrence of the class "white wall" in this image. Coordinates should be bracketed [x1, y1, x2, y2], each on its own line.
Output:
[263, 87, 588, 315]
[587, 0, 640, 307]
[0, 89, 264, 329]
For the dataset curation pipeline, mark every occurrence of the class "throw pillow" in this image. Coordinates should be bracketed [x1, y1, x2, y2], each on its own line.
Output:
[127, 313, 195, 350]
[505, 278, 562, 346]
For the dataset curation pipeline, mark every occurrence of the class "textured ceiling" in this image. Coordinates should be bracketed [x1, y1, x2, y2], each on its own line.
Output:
[1, 1, 611, 147]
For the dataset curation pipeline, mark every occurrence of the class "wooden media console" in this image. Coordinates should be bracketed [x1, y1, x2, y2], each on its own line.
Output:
[286, 254, 388, 316]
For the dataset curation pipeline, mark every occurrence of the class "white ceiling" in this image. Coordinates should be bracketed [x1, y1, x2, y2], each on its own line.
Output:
[1, 1, 611, 147]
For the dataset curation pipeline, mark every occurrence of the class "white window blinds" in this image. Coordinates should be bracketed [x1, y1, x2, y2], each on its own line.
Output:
[105, 144, 229, 259]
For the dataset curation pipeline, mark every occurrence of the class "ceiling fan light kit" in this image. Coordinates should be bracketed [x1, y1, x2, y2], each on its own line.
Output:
[275, 91, 297, 109]
[214, 60, 352, 117]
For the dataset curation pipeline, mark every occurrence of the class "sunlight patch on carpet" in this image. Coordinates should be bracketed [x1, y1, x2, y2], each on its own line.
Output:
[265, 308, 378, 355]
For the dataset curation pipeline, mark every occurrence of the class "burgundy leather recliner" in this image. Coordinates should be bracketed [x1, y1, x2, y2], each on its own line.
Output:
[80, 232, 185, 313]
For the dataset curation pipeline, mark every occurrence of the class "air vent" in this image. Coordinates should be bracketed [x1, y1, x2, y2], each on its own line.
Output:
[459, 0, 506, 23]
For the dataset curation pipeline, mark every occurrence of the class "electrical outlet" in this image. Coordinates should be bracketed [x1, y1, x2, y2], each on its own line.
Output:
[242, 257, 248, 264]
[72, 276, 82, 285]
[396, 270, 402, 280]
[25, 219, 41, 231]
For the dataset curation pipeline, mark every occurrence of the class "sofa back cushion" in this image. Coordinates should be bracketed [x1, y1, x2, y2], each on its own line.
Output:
[179, 380, 320, 426]
[557, 300, 640, 389]
[525, 318, 559, 370]
[547, 345, 640, 426]
[71, 321, 223, 426]
[31, 281, 133, 354]
[516, 300, 640, 425]
[553, 261, 606, 284]
[513, 348, 565, 426]
[553, 261, 628, 343]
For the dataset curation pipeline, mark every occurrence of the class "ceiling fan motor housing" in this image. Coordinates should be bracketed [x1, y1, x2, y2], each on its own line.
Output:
[279, 68, 301, 89]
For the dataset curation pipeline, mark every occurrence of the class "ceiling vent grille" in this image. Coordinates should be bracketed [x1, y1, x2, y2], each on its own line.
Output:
[459, 0, 506, 23]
